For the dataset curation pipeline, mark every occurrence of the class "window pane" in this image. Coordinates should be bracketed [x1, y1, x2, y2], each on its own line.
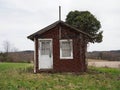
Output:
[41, 41, 50, 55]
[62, 50, 71, 57]
[61, 41, 72, 57]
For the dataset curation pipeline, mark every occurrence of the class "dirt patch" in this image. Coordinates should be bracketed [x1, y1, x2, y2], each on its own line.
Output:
[88, 61, 120, 68]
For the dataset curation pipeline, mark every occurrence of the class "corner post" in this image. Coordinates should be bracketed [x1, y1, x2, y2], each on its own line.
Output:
[34, 38, 37, 73]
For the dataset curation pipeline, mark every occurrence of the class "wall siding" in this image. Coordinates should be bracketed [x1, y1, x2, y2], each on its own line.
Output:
[35, 24, 86, 73]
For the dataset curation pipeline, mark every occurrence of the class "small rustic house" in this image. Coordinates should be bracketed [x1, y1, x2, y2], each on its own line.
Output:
[27, 20, 91, 73]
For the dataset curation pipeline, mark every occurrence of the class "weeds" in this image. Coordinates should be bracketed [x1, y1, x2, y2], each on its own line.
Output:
[0, 62, 120, 90]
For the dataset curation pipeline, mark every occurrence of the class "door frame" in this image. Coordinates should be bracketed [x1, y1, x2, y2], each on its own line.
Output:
[38, 38, 53, 70]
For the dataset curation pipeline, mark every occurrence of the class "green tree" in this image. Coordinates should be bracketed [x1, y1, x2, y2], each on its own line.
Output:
[66, 11, 103, 43]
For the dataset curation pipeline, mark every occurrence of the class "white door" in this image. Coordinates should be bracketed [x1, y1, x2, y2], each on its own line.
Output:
[39, 39, 53, 69]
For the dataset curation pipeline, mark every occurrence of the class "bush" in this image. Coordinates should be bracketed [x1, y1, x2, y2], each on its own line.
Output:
[0, 52, 13, 62]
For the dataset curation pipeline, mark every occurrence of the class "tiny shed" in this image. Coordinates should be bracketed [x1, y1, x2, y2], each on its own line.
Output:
[27, 20, 91, 73]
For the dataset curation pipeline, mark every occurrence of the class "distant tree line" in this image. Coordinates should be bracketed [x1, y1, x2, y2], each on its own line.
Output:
[0, 51, 34, 63]
[0, 40, 33, 63]
[87, 50, 120, 61]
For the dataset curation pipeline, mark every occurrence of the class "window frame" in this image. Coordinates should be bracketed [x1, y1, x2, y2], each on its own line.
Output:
[60, 39, 73, 59]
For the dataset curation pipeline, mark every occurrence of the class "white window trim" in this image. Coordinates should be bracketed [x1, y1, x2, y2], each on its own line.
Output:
[60, 39, 73, 59]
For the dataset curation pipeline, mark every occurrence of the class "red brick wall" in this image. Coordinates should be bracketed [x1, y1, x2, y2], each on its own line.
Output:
[35, 24, 86, 72]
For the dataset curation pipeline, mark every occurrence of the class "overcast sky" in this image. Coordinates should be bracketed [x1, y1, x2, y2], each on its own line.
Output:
[0, 0, 120, 52]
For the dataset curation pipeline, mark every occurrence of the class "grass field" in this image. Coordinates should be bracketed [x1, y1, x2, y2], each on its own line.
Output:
[0, 62, 120, 90]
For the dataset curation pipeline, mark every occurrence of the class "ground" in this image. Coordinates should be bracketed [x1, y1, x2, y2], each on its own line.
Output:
[0, 62, 120, 90]
[88, 59, 120, 68]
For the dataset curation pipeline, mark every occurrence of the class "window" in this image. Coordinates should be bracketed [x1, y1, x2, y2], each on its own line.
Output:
[40, 40, 51, 55]
[60, 39, 73, 59]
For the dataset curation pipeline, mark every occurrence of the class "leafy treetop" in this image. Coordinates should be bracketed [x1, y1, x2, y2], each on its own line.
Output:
[66, 11, 103, 43]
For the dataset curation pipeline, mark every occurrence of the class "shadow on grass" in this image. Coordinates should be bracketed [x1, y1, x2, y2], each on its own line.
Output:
[18, 66, 103, 75]
[86, 67, 104, 75]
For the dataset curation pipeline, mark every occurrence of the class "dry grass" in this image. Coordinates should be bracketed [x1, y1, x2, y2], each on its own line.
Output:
[88, 59, 109, 62]
[88, 59, 120, 69]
